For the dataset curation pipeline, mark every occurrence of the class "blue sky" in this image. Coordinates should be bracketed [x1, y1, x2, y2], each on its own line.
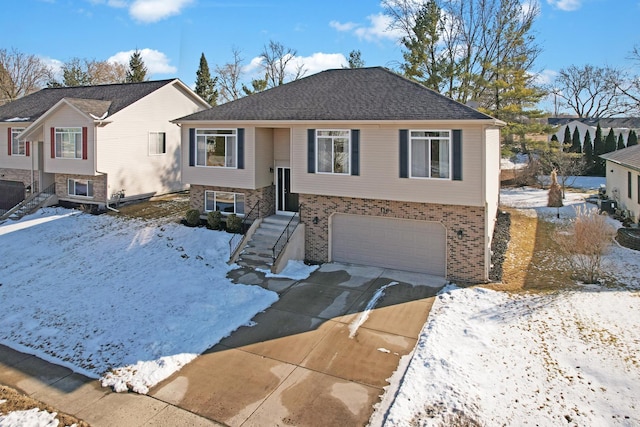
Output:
[3, 0, 639, 111]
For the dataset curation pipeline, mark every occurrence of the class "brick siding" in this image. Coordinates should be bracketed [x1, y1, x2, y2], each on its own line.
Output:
[55, 174, 107, 204]
[0, 168, 33, 188]
[190, 185, 276, 217]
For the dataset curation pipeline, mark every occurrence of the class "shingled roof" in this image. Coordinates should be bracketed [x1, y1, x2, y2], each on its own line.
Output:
[548, 117, 640, 129]
[601, 144, 640, 172]
[0, 79, 176, 123]
[178, 67, 495, 122]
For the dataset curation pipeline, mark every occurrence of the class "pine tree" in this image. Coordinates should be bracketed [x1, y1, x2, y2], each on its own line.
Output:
[593, 123, 605, 176]
[571, 126, 582, 153]
[604, 128, 617, 153]
[628, 129, 638, 147]
[551, 134, 558, 143]
[195, 53, 218, 105]
[347, 50, 365, 68]
[617, 133, 625, 150]
[126, 49, 148, 83]
[563, 126, 572, 146]
[583, 131, 593, 173]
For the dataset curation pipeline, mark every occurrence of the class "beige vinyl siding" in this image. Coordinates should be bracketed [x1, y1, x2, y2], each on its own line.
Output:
[43, 105, 95, 176]
[97, 82, 202, 199]
[0, 123, 35, 171]
[181, 123, 257, 189]
[291, 123, 486, 207]
[606, 161, 640, 222]
[274, 128, 290, 166]
[483, 126, 501, 278]
[255, 127, 274, 188]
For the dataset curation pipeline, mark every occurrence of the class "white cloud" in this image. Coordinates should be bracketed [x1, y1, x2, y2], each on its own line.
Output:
[546, 0, 582, 11]
[40, 56, 64, 80]
[290, 52, 348, 76]
[243, 56, 265, 74]
[534, 69, 559, 85]
[88, 0, 128, 7]
[107, 48, 177, 75]
[329, 20, 358, 32]
[129, 0, 193, 23]
[330, 13, 404, 42]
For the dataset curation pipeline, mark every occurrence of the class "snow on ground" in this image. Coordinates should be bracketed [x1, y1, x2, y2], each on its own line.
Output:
[257, 260, 319, 280]
[373, 181, 640, 426]
[0, 208, 278, 394]
[0, 406, 61, 427]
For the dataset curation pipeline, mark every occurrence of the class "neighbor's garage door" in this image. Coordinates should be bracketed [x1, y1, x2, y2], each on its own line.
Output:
[331, 214, 446, 276]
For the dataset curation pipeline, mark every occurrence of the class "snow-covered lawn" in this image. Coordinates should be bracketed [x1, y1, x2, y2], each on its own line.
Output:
[373, 182, 640, 426]
[0, 208, 279, 394]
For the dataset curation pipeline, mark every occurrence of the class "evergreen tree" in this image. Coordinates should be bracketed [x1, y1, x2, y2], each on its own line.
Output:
[583, 131, 593, 174]
[604, 128, 617, 153]
[593, 123, 605, 176]
[195, 53, 218, 105]
[617, 133, 626, 150]
[551, 134, 558, 143]
[126, 49, 148, 83]
[571, 126, 581, 153]
[347, 50, 365, 68]
[628, 129, 638, 147]
[242, 74, 268, 96]
[563, 126, 572, 146]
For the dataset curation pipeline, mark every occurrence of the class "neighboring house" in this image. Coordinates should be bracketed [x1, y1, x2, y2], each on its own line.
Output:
[601, 144, 640, 223]
[0, 79, 209, 209]
[548, 117, 640, 146]
[174, 67, 505, 283]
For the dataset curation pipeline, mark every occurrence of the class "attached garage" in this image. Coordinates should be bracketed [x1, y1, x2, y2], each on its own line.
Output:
[330, 214, 446, 276]
[0, 180, 25, 211]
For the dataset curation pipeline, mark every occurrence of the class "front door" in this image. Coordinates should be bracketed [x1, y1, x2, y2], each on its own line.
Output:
[276, 167, 298, 214]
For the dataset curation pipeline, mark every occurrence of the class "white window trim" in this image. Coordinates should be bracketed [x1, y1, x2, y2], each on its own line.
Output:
[11, 128, 26, 156]
[195, 128, 238, 169]
[68, 178, 94, 198]
[408, 129, 453, 180]
[315, 129, 351, 175]
[204, 190, 245, 216]
[148, 132, 166, 156]
[55, 127, 83, 160]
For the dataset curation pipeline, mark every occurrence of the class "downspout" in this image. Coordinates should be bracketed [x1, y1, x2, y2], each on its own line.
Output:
[94, 121, 119, 212]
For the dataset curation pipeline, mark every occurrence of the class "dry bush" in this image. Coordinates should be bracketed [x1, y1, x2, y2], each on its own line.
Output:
[555, 206, 616, 283]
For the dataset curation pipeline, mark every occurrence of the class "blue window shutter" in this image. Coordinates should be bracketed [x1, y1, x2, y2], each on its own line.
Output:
[237, 128, 245, 169]
[399, 129, 408, 178]
[307, 129, 315, 173]
[351, 129, 360, 176]
[453, 129, 462, 181]
[189, 128, 195, 166]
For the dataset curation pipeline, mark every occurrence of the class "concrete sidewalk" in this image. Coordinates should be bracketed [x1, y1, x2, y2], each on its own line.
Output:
[0, 263, 445, 426]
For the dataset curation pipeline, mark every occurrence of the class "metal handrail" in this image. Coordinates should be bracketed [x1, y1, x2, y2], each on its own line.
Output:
[0, 182, 56, 221]
[228, 200, 262, 256]
[271, 203, 303, 262]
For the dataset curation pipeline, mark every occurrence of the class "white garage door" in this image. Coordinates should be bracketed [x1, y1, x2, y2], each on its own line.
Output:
[331, 214, 446, 276]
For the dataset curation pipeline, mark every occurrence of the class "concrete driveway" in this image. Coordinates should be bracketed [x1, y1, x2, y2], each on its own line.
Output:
[150, 263, 446, 426]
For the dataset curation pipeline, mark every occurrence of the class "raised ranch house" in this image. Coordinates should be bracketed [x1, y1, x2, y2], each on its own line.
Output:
[0, 79, 209, 213]
[601, 144, 640, 224]
[175, 67, 504, 283]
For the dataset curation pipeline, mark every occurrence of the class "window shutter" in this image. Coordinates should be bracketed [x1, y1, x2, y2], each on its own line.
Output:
[161, 133, 166, 154]
[51, 127, 55, 158]
[351, 129, 360, 176]
[452, 129, 462, 181]
[82, 127, 88, 160]
[7, 127, 11, 156]
[25, 141, 30, 157]
[237, 128, 245, 169]
[399, 129, 408, 178]
[307, 129, 315, 173]
[189, 128, 195, 166]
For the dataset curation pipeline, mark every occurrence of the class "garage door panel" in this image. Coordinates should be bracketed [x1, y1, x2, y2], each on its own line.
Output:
[331, 214, 446, 276]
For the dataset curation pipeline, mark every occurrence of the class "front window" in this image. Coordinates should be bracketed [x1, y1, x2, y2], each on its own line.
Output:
[204, 191, 245, 215]
[68, 179, 93, 198]
[56, 127, 82, 159]
[410, 130, 451, 179]
[196, 129, 237, 168]
[316, 130, 350, 174]
[11, 128, 25, 156]
[149, 132, 166, 155]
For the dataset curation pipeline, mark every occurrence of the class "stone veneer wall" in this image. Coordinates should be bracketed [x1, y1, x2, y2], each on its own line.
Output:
[0, 168, 33, 188]
[55, 174, 107, 205]
[299, 194, 488, 284]
[190, 185, 276, 218]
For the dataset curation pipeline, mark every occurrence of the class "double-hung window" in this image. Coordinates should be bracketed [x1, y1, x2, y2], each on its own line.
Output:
[68, 179, 93, 197]
[149, 132, 166, 155]
[56, 127, 82, 159]
[410, 130, 451, 179]
[316, 130, 350, 174]
[204, 191, 244, 215]
[11, 128, 25, 156]
[196, 129, 237, 168]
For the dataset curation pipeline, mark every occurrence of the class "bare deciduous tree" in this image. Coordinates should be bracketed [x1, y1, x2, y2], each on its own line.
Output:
[259, 40, 305, 88]
[214, 48, 245, 103]
[0, 48, 51, 104]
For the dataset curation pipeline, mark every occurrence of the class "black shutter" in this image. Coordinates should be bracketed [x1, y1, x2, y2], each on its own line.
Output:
[452, 129, 462, 181]
[237, 128, 244, 169]
[351, 129, 360, 176]
[399, 129, 409, 178]
[189, 128, 195, 166]
[307, 129, 315, 173]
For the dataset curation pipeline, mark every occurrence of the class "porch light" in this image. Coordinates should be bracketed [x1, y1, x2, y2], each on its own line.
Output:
[313, 216, 319, 225]
[456, 229, 464, 240]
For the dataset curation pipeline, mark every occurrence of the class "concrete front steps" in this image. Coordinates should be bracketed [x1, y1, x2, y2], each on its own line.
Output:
[237, 215, 298, 271]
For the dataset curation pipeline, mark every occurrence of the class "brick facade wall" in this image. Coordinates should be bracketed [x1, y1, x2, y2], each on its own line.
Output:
[299, 194, 488, 283]
[0, 168, 33, 188]
[190, 185, 276, 218]
[55, 173, 107, 205]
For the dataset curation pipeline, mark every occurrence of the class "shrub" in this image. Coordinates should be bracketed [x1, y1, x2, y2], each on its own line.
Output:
[225, 213, 242, 233]
[185, 209, 201, 227]
[207, 210, 222, 230]
[554, 206, 616, 283]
